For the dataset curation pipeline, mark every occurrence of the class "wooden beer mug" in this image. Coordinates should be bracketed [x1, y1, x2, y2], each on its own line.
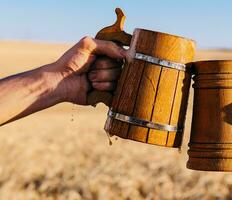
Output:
[187, 60, 232, 171]
[88, 8, 195, 148]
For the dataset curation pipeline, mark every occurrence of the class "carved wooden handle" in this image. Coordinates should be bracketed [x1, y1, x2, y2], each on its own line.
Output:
[87, 8, 132, 106]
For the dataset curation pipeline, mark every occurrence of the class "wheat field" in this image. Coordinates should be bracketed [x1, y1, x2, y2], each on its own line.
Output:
[1, 41, 232, 200]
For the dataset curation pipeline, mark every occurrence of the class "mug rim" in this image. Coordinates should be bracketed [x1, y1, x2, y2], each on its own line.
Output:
[134, 28, 196, 44]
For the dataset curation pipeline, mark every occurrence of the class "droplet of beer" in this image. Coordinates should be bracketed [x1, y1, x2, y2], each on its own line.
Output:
[106, 131, 113, 146]
[70, 104, 75, 122]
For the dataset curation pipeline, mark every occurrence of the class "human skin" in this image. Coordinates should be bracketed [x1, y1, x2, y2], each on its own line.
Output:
[0, 37, 126, 126]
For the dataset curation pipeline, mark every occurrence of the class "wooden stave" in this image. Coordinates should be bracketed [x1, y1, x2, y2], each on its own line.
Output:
[188, 60, 232, 171]
[105, 29, 195, 147]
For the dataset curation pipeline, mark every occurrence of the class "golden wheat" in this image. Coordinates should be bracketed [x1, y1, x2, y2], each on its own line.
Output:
[0, 41, 232, 200]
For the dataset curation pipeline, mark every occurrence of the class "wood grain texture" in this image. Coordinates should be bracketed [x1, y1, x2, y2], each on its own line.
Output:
[106, 29, 195, 148]
[166, 70, 191, 147]
[187, 60, 232, 171]
[87, 8, 132, 106]
[128, 61, 161, 142]
[110, 29, 155, 139]
[95, 8, 132, 46]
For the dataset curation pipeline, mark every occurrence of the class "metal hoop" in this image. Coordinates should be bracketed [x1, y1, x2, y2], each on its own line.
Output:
[108, 109, 182, 132]
[134, 53, 186, 71]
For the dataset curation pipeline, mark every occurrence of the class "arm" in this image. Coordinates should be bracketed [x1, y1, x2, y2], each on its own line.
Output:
[0, 37, 126, 126]
[0, 63, 65, 125]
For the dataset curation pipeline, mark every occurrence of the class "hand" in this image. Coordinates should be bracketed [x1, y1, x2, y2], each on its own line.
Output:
[54, 37, 126, 105]
[0, 37, 126, 126]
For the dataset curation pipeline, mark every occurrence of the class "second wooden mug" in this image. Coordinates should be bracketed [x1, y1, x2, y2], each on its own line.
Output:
[88, 8, 196, 148]
[187, 60, 232, 171]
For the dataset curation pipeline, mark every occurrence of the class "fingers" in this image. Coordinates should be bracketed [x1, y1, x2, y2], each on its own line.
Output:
[93, 56, 123, 70]
[88, 56, 122, 92]
[88, 68, 121, 82]
[77, 37, 125, 92]
[92, 82, 117, 91]
[88, 57, 122, 82]
[78, 36, 126, 59]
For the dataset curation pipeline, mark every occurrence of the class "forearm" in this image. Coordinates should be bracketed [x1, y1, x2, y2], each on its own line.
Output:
[0, 37, 125, 126]
[0, 63, 66, 126]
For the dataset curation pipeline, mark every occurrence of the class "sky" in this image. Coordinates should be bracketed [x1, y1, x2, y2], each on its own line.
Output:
[0, 0, 232, 49]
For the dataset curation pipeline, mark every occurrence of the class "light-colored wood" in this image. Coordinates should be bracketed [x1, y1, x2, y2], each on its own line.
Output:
[187, 60, 232, 171]
[96, 8, 132, 46]
[166, 70, 191, 146]
[128, 59, 161, 142]
[87, 8, 132, 106]
[147, 67, 179, 146]
[111, 30, 159, 139]
[88, 7, 196, 148]
[106, 29, 195, 148]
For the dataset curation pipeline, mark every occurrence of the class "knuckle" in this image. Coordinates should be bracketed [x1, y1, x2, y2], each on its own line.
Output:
[93, 82, 115, 91]
[103, 82, 113, 90]
[106, 82, 112, 88]
[93, 82, 103, 90]
[81, 36, 93, 44]
[79, 36, 95, 48]
[92, 82, 100, 89]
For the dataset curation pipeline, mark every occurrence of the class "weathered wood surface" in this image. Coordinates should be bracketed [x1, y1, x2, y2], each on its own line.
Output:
[87, 7, 196, 148]
[187, 60, 232, 171]
[106, 29, 195, 148]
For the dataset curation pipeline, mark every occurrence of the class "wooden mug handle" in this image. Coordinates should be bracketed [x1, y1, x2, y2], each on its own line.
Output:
[87, 8, 132, 106]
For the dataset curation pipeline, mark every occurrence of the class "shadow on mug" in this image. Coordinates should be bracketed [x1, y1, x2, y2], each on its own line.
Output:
[173, 62, 193, 147]
[222, 103, 232, 125]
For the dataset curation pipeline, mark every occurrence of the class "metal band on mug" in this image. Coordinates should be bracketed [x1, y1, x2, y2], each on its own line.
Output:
[134, 53, 186, 71]
[108, 109, 182, 132]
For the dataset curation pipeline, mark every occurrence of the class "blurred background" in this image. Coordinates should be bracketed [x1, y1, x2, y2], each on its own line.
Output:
[1, 1, 232, 200]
